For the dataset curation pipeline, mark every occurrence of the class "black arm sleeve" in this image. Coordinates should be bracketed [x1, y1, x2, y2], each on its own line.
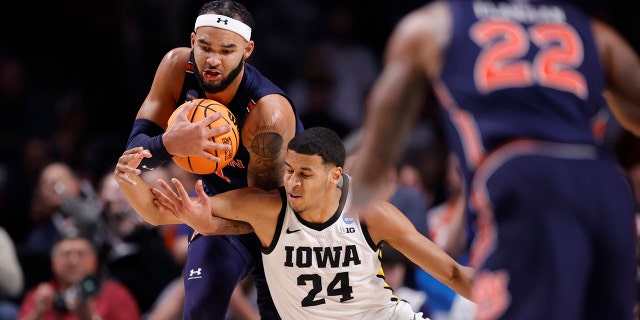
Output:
[127, 119, 173, 171]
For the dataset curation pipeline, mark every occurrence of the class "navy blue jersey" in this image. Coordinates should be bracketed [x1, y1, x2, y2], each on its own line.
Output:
[438, 0, 606, 175]
[179, 51, 303, 193]
[178, 51, 302, 320]
[436, 2, 636, 319]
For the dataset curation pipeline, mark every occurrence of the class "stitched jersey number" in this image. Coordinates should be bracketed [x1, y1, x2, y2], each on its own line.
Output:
[298, 272, 354, 307]
[470, 19, 587, 99]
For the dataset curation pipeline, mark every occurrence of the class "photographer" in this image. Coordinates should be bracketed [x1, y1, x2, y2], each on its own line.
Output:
[26, 162, 107, 255]
[21, 162, 109, 291]
[16, 234, 140, 320]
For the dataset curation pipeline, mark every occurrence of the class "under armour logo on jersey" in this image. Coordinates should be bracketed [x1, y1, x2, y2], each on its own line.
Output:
[189, 268, 202, 277]
[217, 17, 228, 25]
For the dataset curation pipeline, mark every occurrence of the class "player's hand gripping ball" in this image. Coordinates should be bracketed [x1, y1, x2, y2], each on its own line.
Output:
[166, 99, 239, 174]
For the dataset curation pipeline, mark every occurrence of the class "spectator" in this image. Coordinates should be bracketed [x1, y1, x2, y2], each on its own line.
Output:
[16, 234, 140, 320]
[0, 225, 24, 320]
[97, 168, 182, 315]
[21, 162, 107, 291]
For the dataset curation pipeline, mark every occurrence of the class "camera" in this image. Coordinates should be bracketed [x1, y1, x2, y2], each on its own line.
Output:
[52, 274, 102, 313]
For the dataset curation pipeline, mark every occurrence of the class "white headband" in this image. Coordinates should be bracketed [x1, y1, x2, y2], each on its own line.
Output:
[194, 14, 252, 42]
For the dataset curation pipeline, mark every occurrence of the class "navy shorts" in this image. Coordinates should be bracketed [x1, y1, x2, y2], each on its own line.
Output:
[182, 233, 280, 320]
[469, 141, 636, 320]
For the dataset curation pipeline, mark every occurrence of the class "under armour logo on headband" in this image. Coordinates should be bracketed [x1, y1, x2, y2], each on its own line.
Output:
[195, 14, 252, 42]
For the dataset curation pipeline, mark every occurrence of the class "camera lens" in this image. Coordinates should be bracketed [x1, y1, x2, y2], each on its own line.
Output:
[53, 294, 69, 313]
[79, 274, 102, 299]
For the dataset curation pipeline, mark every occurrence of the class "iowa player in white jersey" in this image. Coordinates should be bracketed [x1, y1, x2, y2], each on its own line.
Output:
[114, 127, 474, 319]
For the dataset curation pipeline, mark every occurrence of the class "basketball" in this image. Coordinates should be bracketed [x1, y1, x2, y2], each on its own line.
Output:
[166, 99, 240, 174]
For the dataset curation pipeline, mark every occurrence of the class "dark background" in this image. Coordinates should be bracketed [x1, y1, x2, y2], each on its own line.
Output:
[0, 0, 637, 240]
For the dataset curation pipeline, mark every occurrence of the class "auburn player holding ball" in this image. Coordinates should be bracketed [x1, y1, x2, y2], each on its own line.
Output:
[119, 0, 302, 319]
[350, 0, 640, 319]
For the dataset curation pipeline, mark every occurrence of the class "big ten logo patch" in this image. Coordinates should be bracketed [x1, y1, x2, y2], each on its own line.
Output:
[339, 227, 356, 234]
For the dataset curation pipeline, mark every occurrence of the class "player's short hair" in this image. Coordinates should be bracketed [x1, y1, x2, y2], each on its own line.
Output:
[288, 127, 346, 168]
[199, 0, 255, 30]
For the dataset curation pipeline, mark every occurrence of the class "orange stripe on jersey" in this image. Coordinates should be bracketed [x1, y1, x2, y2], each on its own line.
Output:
[190, 230, 200, 242]
[468, 188, 495, 269]
[247, 99, 256, 111]
[434, 81, 485, 169]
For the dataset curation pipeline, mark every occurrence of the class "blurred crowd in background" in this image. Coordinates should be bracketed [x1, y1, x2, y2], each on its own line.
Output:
[0, 0, 638, 319]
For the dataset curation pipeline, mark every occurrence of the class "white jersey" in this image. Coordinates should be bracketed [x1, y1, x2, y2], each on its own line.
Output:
[262, 174, 426, 320]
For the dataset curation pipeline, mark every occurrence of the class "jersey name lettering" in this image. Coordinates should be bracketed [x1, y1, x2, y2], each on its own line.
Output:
[472, 0, 565, 24]
[283, 245, 362, 268]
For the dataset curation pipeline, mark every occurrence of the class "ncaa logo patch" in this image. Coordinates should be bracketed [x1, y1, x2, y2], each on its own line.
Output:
[342, 213, 354, 224]
[186, 89, 199, 101]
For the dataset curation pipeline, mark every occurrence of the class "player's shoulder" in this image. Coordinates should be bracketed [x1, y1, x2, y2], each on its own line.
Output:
[244, 94, 297, 134]
[358, 199, 397, 223]
[160, 47, 192, 69]
[590, 18, 626, 51]
[252, 94, 294, 113]
[387, 1, 451, 58]
[396, 0, 449, 34]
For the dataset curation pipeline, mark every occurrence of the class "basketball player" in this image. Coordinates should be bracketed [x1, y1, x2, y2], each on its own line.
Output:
[124, 0, 302, 319]
[115, 127, 474, 319]
[350, 1, 640, 319]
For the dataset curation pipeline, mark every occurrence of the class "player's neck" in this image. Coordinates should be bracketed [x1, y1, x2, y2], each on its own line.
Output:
[205, 67, 245, 105]
[299, 187, 343, 224]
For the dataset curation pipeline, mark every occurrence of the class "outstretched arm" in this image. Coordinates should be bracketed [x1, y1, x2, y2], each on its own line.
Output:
[114, 147, 253, 234]
[364, 200, 475, 301]
[350, 3, 448, 209]
[153, 177, 282, 246]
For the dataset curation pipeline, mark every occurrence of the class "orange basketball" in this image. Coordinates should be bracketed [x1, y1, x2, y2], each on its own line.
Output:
[166, 99, 240, 174]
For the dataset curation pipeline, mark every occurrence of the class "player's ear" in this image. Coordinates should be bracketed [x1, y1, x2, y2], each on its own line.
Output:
[330, 167, 343, 185]
[243, 40, 254, 60]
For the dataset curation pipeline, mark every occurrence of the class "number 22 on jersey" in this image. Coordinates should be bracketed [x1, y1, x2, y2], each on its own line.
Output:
[470, 19, 588, 99]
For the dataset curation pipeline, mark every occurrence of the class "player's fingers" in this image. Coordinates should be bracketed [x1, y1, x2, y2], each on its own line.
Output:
[205, 122, 232, 137]
[194, 180, 209, 200]
[114, 151, 147, 185]
[204, 138, 233, 152]
[115, 159, 141, 175]
[170, 178, 191, 201]
[151, 187, 175, 212]
[123, 146, 144, 155]
[119, 148, 151, 166]
[201, 111, 224, 126]
[114, 167, 139, 185]
[198, 149, 223, 163]
[156, 178, 181, 205]
[178, 101, 196, 120]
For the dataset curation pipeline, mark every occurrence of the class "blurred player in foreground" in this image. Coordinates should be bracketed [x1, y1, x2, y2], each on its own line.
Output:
[350, 0, 640, 319]
[115, 127, 474, 319]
